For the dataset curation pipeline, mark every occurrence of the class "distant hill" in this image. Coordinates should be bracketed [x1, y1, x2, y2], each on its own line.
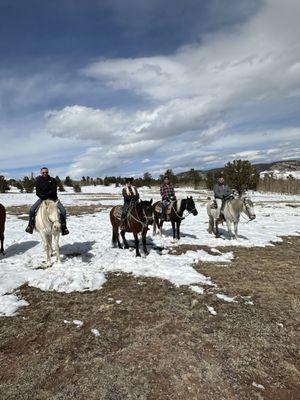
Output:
[176, 159, 300, 179]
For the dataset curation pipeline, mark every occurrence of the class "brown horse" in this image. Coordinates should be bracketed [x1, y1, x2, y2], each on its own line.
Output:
[153, 197, 198, 240]
[110, 199, 154, 257]
[0, 203, 6, 255]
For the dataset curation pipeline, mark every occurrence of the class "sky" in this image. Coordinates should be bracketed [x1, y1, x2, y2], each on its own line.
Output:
[0, 0, 299, 179]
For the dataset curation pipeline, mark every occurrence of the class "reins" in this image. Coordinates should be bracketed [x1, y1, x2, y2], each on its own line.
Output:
[127, 202, 150, 229]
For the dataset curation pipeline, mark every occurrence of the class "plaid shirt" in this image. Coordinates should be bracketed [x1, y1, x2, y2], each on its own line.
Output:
[160, 184, 175, 200]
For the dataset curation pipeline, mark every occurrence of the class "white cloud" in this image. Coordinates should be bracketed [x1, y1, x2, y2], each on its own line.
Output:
[9, 0, 297, 178]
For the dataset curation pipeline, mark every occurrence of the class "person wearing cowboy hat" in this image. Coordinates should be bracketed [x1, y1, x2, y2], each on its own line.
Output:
[160, 175, 176, 221]
[213, 174, 232, 219]
[120, 177, 139, 230]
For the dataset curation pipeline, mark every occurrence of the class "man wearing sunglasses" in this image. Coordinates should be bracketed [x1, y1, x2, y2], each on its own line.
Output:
[25, 167, 69, 235]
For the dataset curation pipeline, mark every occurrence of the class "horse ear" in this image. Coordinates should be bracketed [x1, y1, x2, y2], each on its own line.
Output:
[150, 198, 153, 205]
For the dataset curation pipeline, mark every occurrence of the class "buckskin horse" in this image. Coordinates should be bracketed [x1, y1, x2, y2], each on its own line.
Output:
[153, 197, 198, 240]
[35, 200, 61, 265]
[0, 203, 6, 255]
[207, 195, 256, 239]
[110, 199, 154, 257]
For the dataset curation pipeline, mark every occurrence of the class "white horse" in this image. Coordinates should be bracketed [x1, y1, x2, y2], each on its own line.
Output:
[35, 200, 61, 265]
[207, 195, 256, 239]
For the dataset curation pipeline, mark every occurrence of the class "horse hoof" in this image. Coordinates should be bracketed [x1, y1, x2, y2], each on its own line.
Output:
[136, 254, 141, 257]
[144, 251, 149, 256]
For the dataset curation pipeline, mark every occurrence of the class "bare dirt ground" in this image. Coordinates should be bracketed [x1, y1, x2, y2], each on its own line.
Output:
[0, 236, 299, 400]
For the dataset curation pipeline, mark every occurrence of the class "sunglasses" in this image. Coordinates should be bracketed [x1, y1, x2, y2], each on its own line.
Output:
[41, 171, 49, 175]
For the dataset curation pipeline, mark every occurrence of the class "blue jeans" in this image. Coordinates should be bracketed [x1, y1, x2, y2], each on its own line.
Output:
[121, 202, 130, 219]
[29, 199, 67, 220]
[162, 199, 169, 211]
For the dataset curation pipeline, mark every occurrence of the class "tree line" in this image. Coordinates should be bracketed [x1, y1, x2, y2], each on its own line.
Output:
[0, 160, 299, 194]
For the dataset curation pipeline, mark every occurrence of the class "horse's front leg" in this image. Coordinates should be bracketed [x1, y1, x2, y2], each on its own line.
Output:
[176, 221, 181, 240]
[171, 221, 176, 240]
[133, 232, 141, 257]
[214, 219, 220, 238]
[142, 228, 149, 256]
[53, 234, 61, 264]
[233, 220, 239, 239]
[43, 235, 52, 266]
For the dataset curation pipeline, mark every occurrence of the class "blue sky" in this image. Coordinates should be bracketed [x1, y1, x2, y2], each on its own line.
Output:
[0, 0, 299, 179]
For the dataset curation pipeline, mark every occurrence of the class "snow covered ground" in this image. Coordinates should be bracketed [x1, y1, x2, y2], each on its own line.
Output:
[0, 185, 299, 316]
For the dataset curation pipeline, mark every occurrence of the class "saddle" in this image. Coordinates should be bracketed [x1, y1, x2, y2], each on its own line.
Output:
[155, 201, 174, 221]
[113, 203, 135, 221]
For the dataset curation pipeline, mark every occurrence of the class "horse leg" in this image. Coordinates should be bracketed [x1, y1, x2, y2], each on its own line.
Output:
[43, 235, 52, 266]
[142, 228, 149, 255]
[0, 235, 4, 255]
[112, 226, 122, 248]
[120, 230, 129, 249]
[214, 219, 221, 238]
[208, 216, 214, 234]
[176, 221, 180, 240]
[226, 221, 233, 239]
[53, 234, 61, 263]
[171, 220, 176, 240]
[233, 221, 239, 239]
[133, 232, 141, 257]
[159, 219, 163, 236]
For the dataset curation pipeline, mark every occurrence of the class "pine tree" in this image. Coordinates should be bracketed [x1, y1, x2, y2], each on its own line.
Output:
[73, 183, 82, 192]
[64, 176, 73, 187]
[55, 176, 65, 192]
[223, 160, 259, 194]
[22, 176, 35, 193]
[0, 176, 10, 193]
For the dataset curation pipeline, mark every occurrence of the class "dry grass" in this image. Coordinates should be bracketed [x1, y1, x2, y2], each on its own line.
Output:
[0, 236, 299, 399]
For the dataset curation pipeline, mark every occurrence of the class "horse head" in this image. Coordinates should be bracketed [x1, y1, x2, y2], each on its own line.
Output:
[242, 197, 256, 220]
[45, 200, 61, 233]
[140, 198, 154, 225]
[186, 196, 198, 216]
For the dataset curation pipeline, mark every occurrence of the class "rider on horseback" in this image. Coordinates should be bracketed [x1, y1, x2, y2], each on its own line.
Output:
[25, 167, 69, 235]
[213, 174, 232, 219]
[160, 175, 176, 221]
[120, 177, 139, 230]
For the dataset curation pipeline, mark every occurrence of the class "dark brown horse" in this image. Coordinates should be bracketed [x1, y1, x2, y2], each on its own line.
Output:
[110, 199, 154, 257]
[0, 203, 6, 255]
[153, 197, 198, 240]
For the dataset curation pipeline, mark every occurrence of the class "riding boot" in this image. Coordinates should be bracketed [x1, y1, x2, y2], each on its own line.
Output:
[25, 216, 35, 234]
[60, 215, 69, 235]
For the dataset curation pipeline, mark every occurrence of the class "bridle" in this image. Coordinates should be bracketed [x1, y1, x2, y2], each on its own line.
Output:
[171, 199, 197, 220]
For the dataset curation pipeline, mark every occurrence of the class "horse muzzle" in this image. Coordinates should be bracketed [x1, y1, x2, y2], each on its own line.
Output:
[250, 215, 256, 220]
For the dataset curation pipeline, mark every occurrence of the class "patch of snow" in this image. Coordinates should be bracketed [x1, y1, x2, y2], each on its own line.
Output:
[190, 286, 204, 295]
[91, 328, 101, 337]
[216, 293, 237, 303]
[207, 306, 217, 315]
[73, 319, 83, 328]
[0, 186, 299, 316]
[115, 300, 122, 304]
[252, 382, 265, 390]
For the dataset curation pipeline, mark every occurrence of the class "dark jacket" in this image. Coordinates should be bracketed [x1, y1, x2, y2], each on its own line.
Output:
[213, 183, 231, 199]
[122, 186, 139, 203]
[36, 175, 58, 201]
